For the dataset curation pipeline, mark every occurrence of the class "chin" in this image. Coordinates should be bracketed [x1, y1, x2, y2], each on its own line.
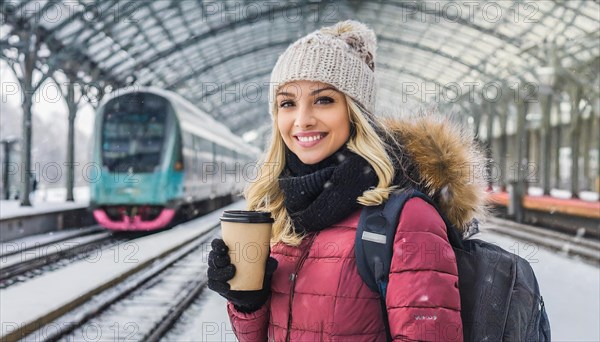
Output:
[297, 153, 325, 165]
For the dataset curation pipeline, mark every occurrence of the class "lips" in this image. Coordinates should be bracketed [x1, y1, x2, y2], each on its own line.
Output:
[294, 132, 327, 148]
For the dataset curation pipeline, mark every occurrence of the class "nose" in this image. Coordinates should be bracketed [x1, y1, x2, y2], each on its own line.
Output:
[294, 105, 316, 129]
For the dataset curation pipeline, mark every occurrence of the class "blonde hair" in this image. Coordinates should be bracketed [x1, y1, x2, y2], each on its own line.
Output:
[244, 96, 397, 246]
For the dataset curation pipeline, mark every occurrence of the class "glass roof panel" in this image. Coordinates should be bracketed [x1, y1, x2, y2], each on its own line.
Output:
[54, 19, 84, 40]
[1, 0, 597, 138]
[150, 1, 170, 12]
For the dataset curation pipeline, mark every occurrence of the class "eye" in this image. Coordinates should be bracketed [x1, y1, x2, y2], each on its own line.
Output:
[315, 96, 334, 105]
[279, 100, 294, 108]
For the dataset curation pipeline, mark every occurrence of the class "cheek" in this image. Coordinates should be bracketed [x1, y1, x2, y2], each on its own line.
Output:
[277, 116, 292, 142]
[341, 118, 351, 136]
[331, 112, 350, 139]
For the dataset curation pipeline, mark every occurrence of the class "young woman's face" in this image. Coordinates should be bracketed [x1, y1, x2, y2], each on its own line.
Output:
[276, 81, 350, 165]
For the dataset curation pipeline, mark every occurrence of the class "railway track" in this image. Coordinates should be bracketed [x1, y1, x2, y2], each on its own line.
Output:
[0, 230, 132, 289]
[11, 203, 593, 342]
[484, 216, 600, 263]
[23, 226, 218, 342]
[0, 202, 244, 342]
[0, 226, 104, 259]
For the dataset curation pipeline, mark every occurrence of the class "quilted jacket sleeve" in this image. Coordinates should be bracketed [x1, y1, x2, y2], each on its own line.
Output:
[386, 198, 463, 341]
[227, 301, 269, 342]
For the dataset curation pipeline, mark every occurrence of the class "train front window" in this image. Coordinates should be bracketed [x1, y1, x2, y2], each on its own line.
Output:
[101, 93, 170, 173]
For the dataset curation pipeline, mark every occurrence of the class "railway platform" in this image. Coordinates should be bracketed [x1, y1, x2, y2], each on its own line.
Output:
[0, 188, 94, 243]
[488, 190, 600, 239]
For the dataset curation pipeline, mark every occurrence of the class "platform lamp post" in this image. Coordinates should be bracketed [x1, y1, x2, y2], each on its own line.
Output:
[1, 138, 19, 200]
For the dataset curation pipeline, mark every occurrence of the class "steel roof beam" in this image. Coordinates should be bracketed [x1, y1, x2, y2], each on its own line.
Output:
[379, 36, 492, 79]
[385, 0, 541, 62]
[37, 0, 122, 41]
[165, 40, 290, 90]
[170, 34, 495, 103]
[123, 1, 315, 73]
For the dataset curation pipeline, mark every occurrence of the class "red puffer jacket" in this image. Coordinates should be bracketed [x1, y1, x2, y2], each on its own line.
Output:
[227, 198, 462, 341]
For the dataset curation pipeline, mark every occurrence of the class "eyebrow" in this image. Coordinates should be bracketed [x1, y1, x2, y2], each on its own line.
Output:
[276, 91, 294, 97]
[310, 86, 338, 96]
[276, 86, 339, 98]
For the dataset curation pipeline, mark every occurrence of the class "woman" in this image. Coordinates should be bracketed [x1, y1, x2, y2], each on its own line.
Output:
[207, 20, 486, 341]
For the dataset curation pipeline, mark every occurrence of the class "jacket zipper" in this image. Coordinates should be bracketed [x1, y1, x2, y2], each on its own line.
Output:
[285, 233, 318, 342]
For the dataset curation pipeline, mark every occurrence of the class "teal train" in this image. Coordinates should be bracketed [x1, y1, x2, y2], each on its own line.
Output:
[90, 87, 261, 230]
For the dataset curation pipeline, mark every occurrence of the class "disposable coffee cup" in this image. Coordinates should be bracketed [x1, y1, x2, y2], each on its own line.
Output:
[220, 210, 274, 291]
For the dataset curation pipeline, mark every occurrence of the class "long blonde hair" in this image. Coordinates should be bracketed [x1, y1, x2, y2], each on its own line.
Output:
[244, 96, 397, 246]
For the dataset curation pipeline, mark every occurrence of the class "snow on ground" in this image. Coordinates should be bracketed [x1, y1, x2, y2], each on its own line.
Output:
[491, 185, 600, 202]
[32, 186, 90, 203]
[164, 280, 237, 341]
[2, 193, 596, 341]
[0, 186, 89, 220]
[0, 201, 245, 339]
[527, 187, 599, 202]
[0, 226, 101, 256]
[477, 229, 600, 341]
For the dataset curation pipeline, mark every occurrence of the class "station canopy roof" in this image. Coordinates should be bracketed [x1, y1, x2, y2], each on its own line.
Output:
[1, 0, 599, 143]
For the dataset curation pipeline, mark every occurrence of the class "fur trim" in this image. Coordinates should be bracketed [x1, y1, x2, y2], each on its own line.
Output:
[383, 114, 488, 232]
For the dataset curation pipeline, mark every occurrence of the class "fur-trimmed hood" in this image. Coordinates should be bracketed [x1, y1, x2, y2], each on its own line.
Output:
[383, 115, 488, 233]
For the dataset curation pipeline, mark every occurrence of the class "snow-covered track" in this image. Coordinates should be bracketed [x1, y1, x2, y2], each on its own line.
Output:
[0, 226, 103, 259]
[0, 232, 115, 285]
[1, 201, 244, 342]
[45, 228, 216, 342]
[484, 216, 600, 263]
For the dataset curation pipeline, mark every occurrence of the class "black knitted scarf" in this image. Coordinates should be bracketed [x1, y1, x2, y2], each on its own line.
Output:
[278, 145, 379, 234]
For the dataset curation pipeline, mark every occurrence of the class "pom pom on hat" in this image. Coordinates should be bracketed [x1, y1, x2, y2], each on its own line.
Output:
[319, 20, 377, 71]
[269, 20, 378, 115]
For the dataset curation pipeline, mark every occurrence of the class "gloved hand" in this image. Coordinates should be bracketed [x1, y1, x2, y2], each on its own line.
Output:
[207, 238, 278, 313]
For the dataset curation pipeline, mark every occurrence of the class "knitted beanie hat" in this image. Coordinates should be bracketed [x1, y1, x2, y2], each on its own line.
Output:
[269, 20, 377, 115]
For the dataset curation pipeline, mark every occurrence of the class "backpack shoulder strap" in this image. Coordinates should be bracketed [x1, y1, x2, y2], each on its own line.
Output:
[355, 189, 414, 294]
[355, 189, 416, 342]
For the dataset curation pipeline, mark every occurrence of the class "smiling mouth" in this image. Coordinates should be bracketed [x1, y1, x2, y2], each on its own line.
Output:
[294, 133, 327, 143]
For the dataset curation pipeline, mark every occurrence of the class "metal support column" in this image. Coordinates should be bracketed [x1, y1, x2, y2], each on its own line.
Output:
[582, 108, 593, 191]
[541, 93, 553, 195]
[485, 102, 496, 190]
[470, 99, 482, 140]
[498, 101, 509, 192]
[19, 26, 37, 206]
[2, 141, 8, 200]
[1, 139, 18, 200]
[66, 75, 78, 202]
[554, 97, 563, 190]
[569, 85, 583, 198]
[597, 110, 600, 194]
[513, 100, 529, 223]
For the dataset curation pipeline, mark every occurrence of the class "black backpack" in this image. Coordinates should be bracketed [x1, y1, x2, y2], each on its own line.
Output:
[355, 189, 551, 341]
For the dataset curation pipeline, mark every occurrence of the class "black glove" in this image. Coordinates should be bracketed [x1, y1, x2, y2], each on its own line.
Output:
[207, 238, 278, 313]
